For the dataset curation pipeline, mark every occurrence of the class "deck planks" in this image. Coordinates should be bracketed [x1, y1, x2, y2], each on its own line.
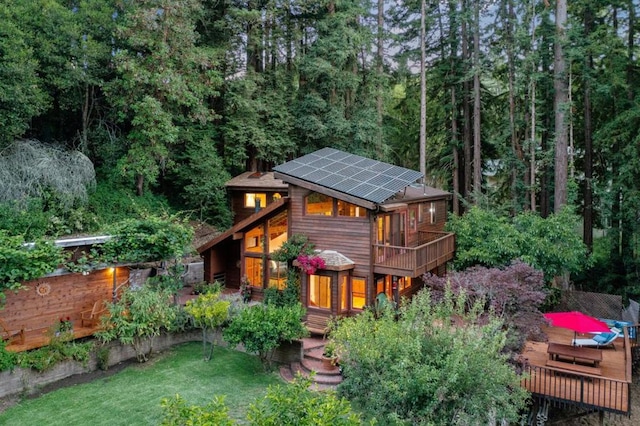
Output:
[520, 325, 632, 414]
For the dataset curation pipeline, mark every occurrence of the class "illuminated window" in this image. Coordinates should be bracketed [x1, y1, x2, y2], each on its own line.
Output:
[430, 202, 436, 224]
[340, 275, 348, 311]
[245, 225, 264, 253]
[399, 276, 412, 291]
[268, 210, 287, 253]
[305, 192, 333, 216]
[245, 193, 267, 208]
[268, 260, 287, 290]
[309, 275, 331, 309]
[337, 200, 365, 217]
[245, 257, 263, 287]
[351, 277, 366, 310]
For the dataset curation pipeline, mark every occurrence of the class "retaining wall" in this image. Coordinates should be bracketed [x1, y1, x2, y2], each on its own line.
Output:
[0, 330, 302, 400]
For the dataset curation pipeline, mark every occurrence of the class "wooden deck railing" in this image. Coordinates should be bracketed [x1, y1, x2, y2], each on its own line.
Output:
[373, 232, 455, 276]
[521, 364, 630, 415]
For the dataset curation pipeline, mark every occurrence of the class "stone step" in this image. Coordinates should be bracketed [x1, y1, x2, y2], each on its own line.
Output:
[305, 346, 326, 361]
[300, 357, 341, 376]
[291, 362, 343, 386]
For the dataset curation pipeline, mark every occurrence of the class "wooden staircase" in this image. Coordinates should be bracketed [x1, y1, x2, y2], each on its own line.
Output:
[279, 337, 343, 391]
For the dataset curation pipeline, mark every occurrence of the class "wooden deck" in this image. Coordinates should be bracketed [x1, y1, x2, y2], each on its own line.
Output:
[373, 232, 455, 277]
[4, 324, 101, 352]
[520, 325, 633, 415]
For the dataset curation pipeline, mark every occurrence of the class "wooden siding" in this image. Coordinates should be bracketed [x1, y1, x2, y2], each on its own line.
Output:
[289, 186, 373, 286]
[1, 268, 127, 351]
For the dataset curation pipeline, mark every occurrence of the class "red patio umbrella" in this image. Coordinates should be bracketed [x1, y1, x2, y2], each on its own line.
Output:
[543, 311, 610, 340]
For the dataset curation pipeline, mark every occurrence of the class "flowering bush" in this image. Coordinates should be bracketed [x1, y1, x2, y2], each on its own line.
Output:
[58, 316, 73, 333]
[296, 254, 326, 275]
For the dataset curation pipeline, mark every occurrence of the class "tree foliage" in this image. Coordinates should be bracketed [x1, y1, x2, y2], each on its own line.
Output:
[184, 285, 230, 361]
[0, 140, 96, 210]
[100, 216, 194, 264]
[447, 206, 590, 281]
[223, 303, 308, 370]
[331, 288, 529, 425]
[423, 261, 548, 351]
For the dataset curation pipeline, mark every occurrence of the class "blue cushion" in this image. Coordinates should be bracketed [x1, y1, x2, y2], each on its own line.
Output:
[593, 332, 616, 344]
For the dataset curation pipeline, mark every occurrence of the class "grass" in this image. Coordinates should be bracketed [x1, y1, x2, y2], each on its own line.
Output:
[0, 342, 282, 425]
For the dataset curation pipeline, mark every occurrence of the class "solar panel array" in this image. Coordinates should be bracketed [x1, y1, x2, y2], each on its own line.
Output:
[274, 148, 423, 204]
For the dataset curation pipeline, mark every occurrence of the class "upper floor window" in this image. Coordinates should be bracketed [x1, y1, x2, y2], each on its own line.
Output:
[245, 193, 267, 208]
[305, 192, 333, 216]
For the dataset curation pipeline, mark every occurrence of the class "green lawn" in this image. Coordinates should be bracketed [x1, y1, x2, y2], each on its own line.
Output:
[0, 342, 282, 425]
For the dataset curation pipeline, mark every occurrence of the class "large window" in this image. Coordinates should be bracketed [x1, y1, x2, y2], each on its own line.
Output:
[244, 225, 264, 253]
[309, 275, 331, 309]
[245, 257, 263, 288]
[268, 210, 287, 253]
[245, 193, 267, 208]
[351, 277, 366, 310]
[305, 192, 333, 215]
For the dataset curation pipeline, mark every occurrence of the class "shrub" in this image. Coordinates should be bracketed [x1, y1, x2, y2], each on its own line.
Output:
[160, 394, 234, 426]
[16, 337, 93, 372]
[0, 340, 17, 372]
[96, 286, 178, 362]
[223, 303, 308, 370]
[332, 288, 529, 425]
[247, 375, 367, 425]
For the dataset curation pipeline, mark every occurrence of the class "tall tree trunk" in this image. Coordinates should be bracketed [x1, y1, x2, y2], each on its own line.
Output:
[505, 0, 520, 212]
[583, 7, 594, 251]
[420, 0, 427, 184]
[554, 0, 569, 212]
[447, 0, 460, 215]
[462, 0, 472, 201]
[376, 0, 384, 158]
[472, 0, 481, 197]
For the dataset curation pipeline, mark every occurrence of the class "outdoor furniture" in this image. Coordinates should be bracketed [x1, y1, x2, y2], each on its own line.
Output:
[547, 342, 602, 367]
[571, 331, 618, 349]
[81, 300, 108, 327]
[545, 359, 602, 376]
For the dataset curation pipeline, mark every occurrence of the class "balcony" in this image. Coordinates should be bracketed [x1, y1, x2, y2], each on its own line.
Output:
[373, 231, 455, 277]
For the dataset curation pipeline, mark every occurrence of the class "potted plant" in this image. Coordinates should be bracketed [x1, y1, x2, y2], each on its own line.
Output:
[321, 341, 338, 370]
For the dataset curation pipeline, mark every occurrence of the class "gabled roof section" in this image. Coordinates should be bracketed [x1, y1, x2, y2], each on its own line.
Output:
[196, 198, 288, 254]
[273, 148, 424, 205]
[225, 171, 288, 191]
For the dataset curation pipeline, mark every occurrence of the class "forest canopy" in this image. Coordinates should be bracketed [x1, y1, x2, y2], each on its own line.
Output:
[0, 0, 639, 296]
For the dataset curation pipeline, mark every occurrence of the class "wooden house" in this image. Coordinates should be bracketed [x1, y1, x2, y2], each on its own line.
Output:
[197, 148, 455, 331]
[225, 171, 288, 225]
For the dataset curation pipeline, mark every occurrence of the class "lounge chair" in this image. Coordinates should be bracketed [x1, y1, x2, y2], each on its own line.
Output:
[572, 331, 618, 348]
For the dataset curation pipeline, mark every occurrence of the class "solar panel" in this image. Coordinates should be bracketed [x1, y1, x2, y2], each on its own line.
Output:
[273, 148, 423, 204]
